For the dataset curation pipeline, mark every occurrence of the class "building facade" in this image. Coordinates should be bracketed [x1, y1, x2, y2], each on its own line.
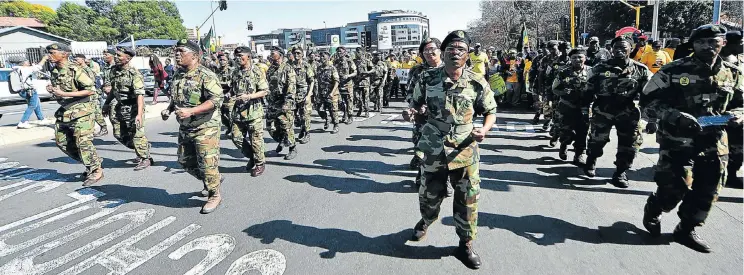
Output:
[370, 10, 429, 51]
[311, 27, 341, 47]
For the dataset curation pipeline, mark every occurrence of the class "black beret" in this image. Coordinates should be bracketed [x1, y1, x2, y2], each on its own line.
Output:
[116, 46, 136, 57]
[103, 48, 116, 55]
[46, 43, 70, 52]
[689, 24, 727, 42]
[726, 30, 742, 43]
[440, 30, 470, 51]
[651, 40, 663, 47]
[568, 48, 587, 56]
[336, 46, 346, 51]
[546, 40, 560, 47]
[318, 50, 331, 56]
[73, 54, 86, 59]
[558, 41, 571, 50]
[175, 39, 201, 52]
[418, 37, 441, 55]
[290, 45, 304, 53]
[610, 36, 634, 46]
[234, 46, 252, 55]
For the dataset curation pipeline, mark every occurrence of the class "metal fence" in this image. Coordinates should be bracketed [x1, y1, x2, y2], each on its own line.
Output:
[0, 48, 108, 70]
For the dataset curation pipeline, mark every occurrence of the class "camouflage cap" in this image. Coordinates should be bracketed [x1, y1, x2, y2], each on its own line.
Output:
[116, 46, 136, 57]
[175, 39, 200, 52]
[440, 30, 470, 51]
[46, 43, 71, 52]
[418, 37, 441, 54]
[689, 24, 727, 42]
[234, 46, 252, 55]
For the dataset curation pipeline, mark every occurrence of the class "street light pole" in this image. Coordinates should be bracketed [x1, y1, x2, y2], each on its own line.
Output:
[651, 0, 660, 40]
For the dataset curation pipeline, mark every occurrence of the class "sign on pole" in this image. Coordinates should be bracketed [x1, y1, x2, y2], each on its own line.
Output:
[330, 35, 340, 55]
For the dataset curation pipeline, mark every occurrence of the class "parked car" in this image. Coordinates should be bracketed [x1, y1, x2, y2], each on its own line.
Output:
[139, 68, 156, 96]
[0, 68, 52, 102]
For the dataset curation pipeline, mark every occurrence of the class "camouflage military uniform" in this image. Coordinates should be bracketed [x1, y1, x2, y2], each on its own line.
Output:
[535, 55, 558, 123]
[723, 53, 744, 186]
[585, 59, 651, 177]
[291, 59, 315, 139]
[51, 63, 101, 175]
[216, 65, 234, 135]
[641, 55, 743, 232]
[545, 55, 569, 138]
[552, 65, 591, 157]
[266, 62, 297, 148]
[79, 65, 107, 132]
[410, 67, 497, 241]
[170, 65, 224, 192]
[107, 65, 151, 160]
[230, 64, 269, 167]
[334, 54, 357, 122]
[370, 59, 388, 111]
[316, 59, 340, 127]
[102, 63, 118, 119]
[354, 54, 373, 115]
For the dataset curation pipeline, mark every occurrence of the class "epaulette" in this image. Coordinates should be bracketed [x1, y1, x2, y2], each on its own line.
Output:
[464, 69, 488, 89]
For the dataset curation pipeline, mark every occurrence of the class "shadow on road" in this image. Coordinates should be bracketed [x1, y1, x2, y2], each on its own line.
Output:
[90, 184, 203, 209]
[442, 213, 671, 246]
[346, 134, 409, 143]
[243, 220, 455, 259]
[321, 145, 409, 157]
[355, 125, 411, 132]
[284, 174, 415, 194]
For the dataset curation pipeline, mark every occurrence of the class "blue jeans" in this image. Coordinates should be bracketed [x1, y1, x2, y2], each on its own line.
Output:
[18, 90, 44, 122]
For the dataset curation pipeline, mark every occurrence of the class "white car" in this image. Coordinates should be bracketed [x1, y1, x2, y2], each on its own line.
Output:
[0, 68, 52, 102]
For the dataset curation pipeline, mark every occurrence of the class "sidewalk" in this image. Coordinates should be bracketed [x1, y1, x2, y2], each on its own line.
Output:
[0, 102, 170, 147]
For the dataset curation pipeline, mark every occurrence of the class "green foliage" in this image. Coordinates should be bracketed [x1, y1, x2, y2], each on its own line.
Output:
[46, 2, 119, 43]
[0, 0, 56, 24]
[108, 0, 187, 42]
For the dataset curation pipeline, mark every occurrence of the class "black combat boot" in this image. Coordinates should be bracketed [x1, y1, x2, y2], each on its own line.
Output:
[583, 157, 597, 177]
[611, 168, 630, 188]
[573, 150, 586, 166]
[455, 239, 482, 269]
[324, 119, 329, 130]
[411, 219, 428, 241]
[542, 120, 550, 131]
[673, 222, 711, 253]
[409, 156, 421, 170]
[558, 143, 568, 160]
[642, 199, 662, 237]
[531, 113, 540, 125]
[275, 144, 284, 154]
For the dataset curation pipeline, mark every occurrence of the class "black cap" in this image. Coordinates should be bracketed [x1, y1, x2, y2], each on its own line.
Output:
[103, 48, 116, 55]
[689, 24, 727, 42]
[46, 43, 70, 52]
[73, 54, 86, 59]
[610, 36, 634, 47]
[418, 37, 441, 55]
[440, 30, 470, 51]
[726, 30, 742, 44]
[116, 46, 136, 57]
[270, 46, 284, 55]
[558, 41, 570, 50]
[290, 45, 304, 53]
[234, 46, 252, 55]
[175, 39, 201, 52]
[568, 48, 587, 56]
[651, 40, 663, 47]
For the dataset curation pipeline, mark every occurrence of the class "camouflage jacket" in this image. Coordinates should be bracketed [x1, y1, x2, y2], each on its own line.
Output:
[552, 65, 592, 109]
[106, 65, 145, 105]
[266, 62, 297, 111]
[216, 65, 233, 92]
[410, 67, 498, 170]
[50, 63, 97, 122]
[545, 55, 569, 98]
[723, 53, 744, 112]
[586, 48, 611, 67]
[291, 60, 315, 99]
[371, 60, 388, 86]
[170, 65, 224, 129]
[641, 56, 743, 156]
[334, 55, 357, 92]
[354, 56, 373, 87]
[79, 65, 101, 99]
[537, 55, 558, 95]
[586, 58, 652, 114]
[316, 63, 340, 100]
[406, 63, 442, 102]
[230, 65, 269, 122]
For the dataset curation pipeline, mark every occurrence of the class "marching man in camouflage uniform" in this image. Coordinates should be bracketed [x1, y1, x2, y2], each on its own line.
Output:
[161, 40, 224, 214]
[73, 54, 108, 138]
[266, 46, 299, 160]
[640, 24, 743, 253]
[403, 31, 497, 270]
[290, 46, 315, 144]
[532, 41, 560, 129]
[103, 47, 153, 170]
[334, 46, 357, 124]
[316, 50, 341, 134]
[46, 43, 103, 186]
[353, 48, 373, 118]
[370, 51, 388, 112]
[545, 41, 571, 147]
[552, 48, 591, 165]
[101, 49, 118, 120]
[216, 53, 234, 139]
[229, 46, 269, 177]
[584, 36, 652, 188]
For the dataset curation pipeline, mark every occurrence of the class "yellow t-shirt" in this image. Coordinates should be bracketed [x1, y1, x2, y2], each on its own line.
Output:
[641, 50, 671, 73]
[633, 45, 653, 62]
[257, 63, 269, 75]
[506, 60, 519, 83]
[400, 61, 417, 69]
[662, 48, 675, 60]
[469, 52, 488, 76]
[523, 60, 532, 84]
[414, 56, 423, 65]
[388, 60, 400, 69]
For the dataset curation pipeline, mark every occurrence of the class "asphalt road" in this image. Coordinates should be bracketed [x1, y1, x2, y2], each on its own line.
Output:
[0, 101, 741, 275]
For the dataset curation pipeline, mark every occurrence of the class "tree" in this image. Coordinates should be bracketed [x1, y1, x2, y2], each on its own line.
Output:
[468, 0, 568, 50]
[109, 0, 187, 42]
[0, 0, 56, 24]
[85, 0, 115, 15]
[47, 2, 118, 43]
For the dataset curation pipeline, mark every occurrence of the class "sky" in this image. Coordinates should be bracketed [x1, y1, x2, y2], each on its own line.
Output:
[33, 0, 483, 44]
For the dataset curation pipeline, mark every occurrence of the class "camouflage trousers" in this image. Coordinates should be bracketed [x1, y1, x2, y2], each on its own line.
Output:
[548, 98, 560, 137]
[231, 118, 265, 166]
[106, 99, 118, 124]
[354, 85, 369, 113]
[371, 83, 384, 110]
[55, 114, 101, 174]
[557, 103, 589, 152]
[412, 122, 424, 159]
[419, 154, 480, 241]
[646, 147, 727, 226]
[220, 98, 235, 134]
[294, 95, 312, 136]
[178, 125, 221, 192]
[269, 111, 296, 147]
[92, 94, 107, 129]
[114, 104, 151, 159]
[726, 123, 743, 178]
[340, 91, 353, 121]
[316, 95, 339, 125]
[586, 107, 643, 170]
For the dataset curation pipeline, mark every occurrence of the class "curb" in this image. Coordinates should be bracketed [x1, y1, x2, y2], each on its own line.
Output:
[0, 102, 170, 147]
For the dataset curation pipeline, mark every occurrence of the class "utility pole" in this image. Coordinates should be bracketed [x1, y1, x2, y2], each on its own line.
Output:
[651, 0, 660, 40]
[570, 0, 575, 47]
[712, 0, 722, 24]
[618, 0, 644, 29]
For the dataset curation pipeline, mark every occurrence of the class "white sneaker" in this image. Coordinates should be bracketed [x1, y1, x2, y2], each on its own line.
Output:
[17, 122, 32, 129]
[37, 118, 55, 126]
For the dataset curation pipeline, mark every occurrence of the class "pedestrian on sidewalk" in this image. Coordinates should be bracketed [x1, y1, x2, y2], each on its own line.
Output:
[14, 56, 54, 129]
[149, 55, 168, 105]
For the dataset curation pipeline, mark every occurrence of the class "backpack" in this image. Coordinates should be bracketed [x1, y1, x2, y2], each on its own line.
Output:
[8, 69, 31, 94]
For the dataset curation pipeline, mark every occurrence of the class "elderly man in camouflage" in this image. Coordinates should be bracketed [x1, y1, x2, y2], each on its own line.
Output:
[640, 24, 743, 253]
[161, 40, 224, 214]
[290, 46, 316, 144]
[216, 53, 234, 139]
[46, 43, 104, 187]
[266, 46, 299, 160]
[315, 50, 341, 134]
[103, 47, 153, 170]
[403, 31, 497, 270]
[229, 46, 269, 177]
[583, 36, 652, 188]
[552, 48, 591, 165]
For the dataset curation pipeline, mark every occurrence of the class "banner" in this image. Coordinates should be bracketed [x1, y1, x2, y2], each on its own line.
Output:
[200, 27, 214, 52]
[396, 68, 410, 85]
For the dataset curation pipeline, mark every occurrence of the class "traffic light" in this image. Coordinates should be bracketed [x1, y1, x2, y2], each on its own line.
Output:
[365, 31, 372, 49]
[247, 21, 253, 31]
[360, 31, 366, 47]
[219, 0, 227, 11]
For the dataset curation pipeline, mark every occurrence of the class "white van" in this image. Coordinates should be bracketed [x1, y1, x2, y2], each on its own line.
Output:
[0, 68, 52, 102]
